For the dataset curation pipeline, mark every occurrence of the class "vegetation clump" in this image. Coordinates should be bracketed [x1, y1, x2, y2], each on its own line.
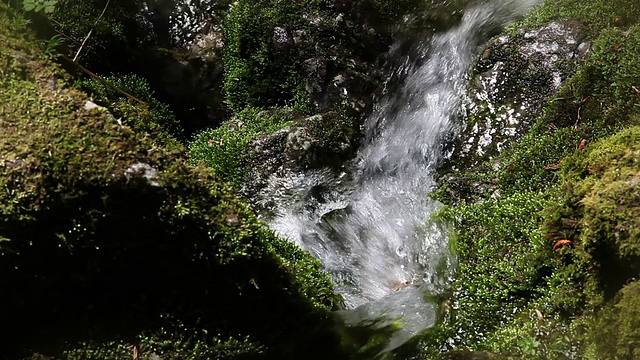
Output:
[223, 0, 313, 111]
[188, 107, 298, 185]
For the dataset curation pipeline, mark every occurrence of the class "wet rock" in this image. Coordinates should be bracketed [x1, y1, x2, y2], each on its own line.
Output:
[273, 26, 292, 50]
[242, 111, 360, 211]
[83, 101, 102, 111]
[124, 162, 160, 187]
[302, 58, 328, 101]
[448, 20, 589, 170]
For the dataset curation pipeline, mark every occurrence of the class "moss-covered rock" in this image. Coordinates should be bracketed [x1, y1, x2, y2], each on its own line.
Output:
[545, 125, 640, 299]
[0, 4, 343, 358]
[592, 279, 640, 359]
[449, 20, 589, 170]
[188, 107, 299, 186]
[223, 0, 384, 114]
[74, 73, 184, 146]
[427, 0, 640, 358]
[188, 107, 360, 213]
[242, 111, 360, 210]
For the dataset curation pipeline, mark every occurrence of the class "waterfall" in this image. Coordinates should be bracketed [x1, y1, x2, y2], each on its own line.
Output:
[265, 0, 542, 351]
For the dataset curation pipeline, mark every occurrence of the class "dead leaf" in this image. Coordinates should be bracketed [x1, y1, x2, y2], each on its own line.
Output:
[578, 139, 587, 150]
[553, 239, 572, 251]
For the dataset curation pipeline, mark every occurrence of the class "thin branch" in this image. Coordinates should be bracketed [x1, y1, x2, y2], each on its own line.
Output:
[59, 53, 148, 106]
[73, 0, 112, 62]
[49, 18, 82, 45]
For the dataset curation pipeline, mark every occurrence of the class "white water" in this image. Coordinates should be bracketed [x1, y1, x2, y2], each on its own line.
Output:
[265, 0, 542, 352]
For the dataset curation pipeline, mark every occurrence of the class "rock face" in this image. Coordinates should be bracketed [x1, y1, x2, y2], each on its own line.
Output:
[187, 0, 428, 213]
[80, 0, 379, 136]
[448, 20, 590, 170]
[222, 0, 401, 116]
[295, 2, 387, 116]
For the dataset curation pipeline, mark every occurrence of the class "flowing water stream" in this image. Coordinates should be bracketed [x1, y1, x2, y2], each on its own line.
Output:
[260, 0, 542, 353]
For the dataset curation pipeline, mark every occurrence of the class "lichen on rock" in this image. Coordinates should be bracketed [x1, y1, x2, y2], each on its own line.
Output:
[451, 20, 589, 169]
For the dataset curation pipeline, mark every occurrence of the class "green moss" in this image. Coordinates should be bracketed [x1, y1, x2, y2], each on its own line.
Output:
[223, 0, 319, 111]
[189, 108, 361, 193]
[524, 0, 640, 31]
[428, 2, 640, 358]
[0, 5, 343, 358]
[427, 192, 550, 352]
[592, 280, 640, 359]
[188, 107, 298, 186]
[544, 125, 640, 299]
[63, 326, 264, 360]
[453, 23, 640, 200]
[75, 73, 184, 147]
[538, 24, 640, 129]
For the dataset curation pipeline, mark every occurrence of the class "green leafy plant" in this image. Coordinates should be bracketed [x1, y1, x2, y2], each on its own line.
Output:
[42, 33, 63, 57]
[517, 335, 541, 356]
[23, 0, 57, 13]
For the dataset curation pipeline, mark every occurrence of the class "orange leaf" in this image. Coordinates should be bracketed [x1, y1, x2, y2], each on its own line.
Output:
[578, 139, 587, 150]
[553, 239, 572, 251]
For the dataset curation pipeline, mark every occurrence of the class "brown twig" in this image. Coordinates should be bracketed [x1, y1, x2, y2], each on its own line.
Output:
[59, 53, 148, 106]
[73, 0, 112, 62]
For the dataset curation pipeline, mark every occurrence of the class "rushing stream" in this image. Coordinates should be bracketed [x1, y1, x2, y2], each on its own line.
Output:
[262, 0, 542, 353]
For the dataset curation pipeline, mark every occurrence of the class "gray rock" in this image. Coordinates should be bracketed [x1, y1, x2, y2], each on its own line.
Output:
[83, 101, 102, 111]
[124, 162, 160, 187]
[242, 111, 360, 212]
[451, 20, 589, 169]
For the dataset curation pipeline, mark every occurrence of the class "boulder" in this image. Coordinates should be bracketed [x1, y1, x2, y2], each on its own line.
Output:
[242, 111, 360, 212]
[450, 20, 590, 169]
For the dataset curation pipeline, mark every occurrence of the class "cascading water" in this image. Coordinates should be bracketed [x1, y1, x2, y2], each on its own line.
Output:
[264, 0, 542, 352]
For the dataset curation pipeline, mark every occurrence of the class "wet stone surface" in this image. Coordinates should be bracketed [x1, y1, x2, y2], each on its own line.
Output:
[447, 20, 590, 170]
[242, 111, 360, 214]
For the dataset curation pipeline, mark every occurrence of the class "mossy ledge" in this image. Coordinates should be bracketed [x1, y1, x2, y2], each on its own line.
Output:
[0, 4, 343, 359]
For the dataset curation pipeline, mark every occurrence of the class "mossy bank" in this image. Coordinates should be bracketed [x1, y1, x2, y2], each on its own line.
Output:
[0, 4, 344, 359]
[427, 0, 640, 358]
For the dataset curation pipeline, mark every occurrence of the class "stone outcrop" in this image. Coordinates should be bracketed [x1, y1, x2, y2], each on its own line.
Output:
[450, 20, 590, 169]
